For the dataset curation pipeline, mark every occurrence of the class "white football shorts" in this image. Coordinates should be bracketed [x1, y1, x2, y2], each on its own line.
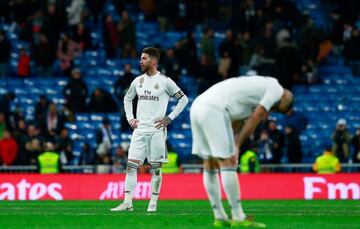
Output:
[190, 102, 235, 159]
[128, 130, 168, 164]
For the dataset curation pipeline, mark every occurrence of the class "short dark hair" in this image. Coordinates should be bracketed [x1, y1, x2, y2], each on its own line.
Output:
[142, 47, 160, 62]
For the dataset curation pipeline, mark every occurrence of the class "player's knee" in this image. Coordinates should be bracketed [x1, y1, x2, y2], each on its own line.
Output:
[126, 161, 139, 174]
[150, 162, 162, 175]
[219, 156, 237, 168]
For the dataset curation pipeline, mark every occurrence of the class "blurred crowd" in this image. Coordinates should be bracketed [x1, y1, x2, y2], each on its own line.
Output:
[0, 0, 359, 170]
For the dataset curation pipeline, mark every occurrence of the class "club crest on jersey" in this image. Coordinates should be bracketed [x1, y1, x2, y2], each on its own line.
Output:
[154, 83, 159, 90]
[139, 78, 144, 88]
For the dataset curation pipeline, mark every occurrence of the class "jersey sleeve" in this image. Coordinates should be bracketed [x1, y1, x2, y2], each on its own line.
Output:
[165, 78, 182, 98]
[259, 81, 284, 111]
[123, 78, 137, 121]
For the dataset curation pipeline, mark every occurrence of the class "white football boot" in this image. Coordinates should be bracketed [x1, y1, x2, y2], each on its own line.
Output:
[110, 202, 133, 211]
[146, 200, 157, 212]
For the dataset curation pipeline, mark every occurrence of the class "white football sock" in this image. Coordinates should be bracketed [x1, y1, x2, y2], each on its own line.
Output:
[203, 169, 228, 220]
[150, 163, 162, 202]
[220, 168, 246, 221]
[124, 161, 138, 204]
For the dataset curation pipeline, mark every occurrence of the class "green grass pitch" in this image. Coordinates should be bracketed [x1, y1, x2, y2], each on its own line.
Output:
[0, 200, 359, 228]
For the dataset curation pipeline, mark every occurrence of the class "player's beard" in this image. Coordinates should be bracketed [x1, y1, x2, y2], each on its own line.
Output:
[141, 64, 150, 73]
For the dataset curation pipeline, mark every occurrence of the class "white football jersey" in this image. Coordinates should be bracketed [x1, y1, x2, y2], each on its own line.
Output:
[194, 76, 284, 121]
[124, 71, 182, 133]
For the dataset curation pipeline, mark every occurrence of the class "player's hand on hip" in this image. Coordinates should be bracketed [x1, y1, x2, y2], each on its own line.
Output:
[129, 119, 139, 129]
[154, 116, 172, 129]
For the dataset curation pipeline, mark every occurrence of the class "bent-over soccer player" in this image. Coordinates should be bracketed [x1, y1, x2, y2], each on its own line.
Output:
[190, 76, 294, 227]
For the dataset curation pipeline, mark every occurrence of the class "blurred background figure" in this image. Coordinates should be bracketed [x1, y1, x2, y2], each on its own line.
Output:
[88, 88, 118, 113]
[352, 127, 360, 165]
[37, 142, 61, 174]
[332, 119, 352, 163]
[17, 48, 30, 78]
[95, 117, 113, 165]
[112, 143, 129, 173]
[63, 68, 88, 113]
[240, 149, 260, 174]
[0, 129, 18, 166]
[284, 125, 302, 164]
[0, 30, 11, 78]
[313, 146, 341, 174]
[162, 143, 182, 174]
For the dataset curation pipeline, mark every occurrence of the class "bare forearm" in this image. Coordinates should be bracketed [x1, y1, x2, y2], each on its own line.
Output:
[236, 106, 267, 147]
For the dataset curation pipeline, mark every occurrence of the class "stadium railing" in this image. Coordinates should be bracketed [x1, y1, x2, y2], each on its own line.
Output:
[0, 164, 359, 173]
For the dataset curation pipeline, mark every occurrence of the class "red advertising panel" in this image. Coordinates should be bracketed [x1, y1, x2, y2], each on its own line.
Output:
[0, 174, 359, 201]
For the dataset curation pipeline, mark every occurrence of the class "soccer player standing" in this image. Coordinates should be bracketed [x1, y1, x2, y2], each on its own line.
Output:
[111, 47, 188, 212]
[190, 76, 294, 227]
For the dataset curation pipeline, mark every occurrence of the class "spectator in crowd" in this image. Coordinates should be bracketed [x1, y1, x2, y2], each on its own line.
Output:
[0, 30, 11, 78]
[352, 127, 360, 164]
[162, 48, 180, 82]
[162, 143, 182, 174]
[66, 0, 86, 28]
[20, 9, 48, 47]
[0, 129, 18, 165]
[0, 92, 16, 128]
[218, 29, 238, 78]
[313, 146, 341, 174]
[240, 149, 260, 174]
[114, 64, 135, 100]
[298, 18, 320, 62]
[275, 38, 302, 90]
[237, 31, 254, 72]
[85, 0, 106, 24]
[35, 95, 50, 122]
[80, 142, 96, 165]
[103, 14, 119, 59]
[197, 54, 220, 94]
[112, 143, 128, 173]
[113, 64, 136, 132]
[18, 48, 31, 77]
[88, 88, 118, 113]
[41, 102, 66, 142]
[0, 112, 9, 139]
[56, 128, 73, 165]
[259, 21, 276, 60]
[256, 129, 274, 164]
[300, 59, 319, 85]
[283, 108, 308, 134]
[175, 31, 198, 75]
[73, 23, 92, 52]
[332, 119, 352, 163]
[249, 44, 275, 76]
[45, 0, 66, 54]
[95, 117, 113, 163]
[24, 124, 44, 165]
[266, 119, 284, 163]
[200, 26, 215, 66]
[63, 68, 88, 113]
[33, 33, 54, 76]
[117, 10, 136, 58]
[56, 33, 81, 76]
[284, 125, 302, 163]
[37, 142, 61, 174]
[344, 28, 360, 75]
[13, 119, 28, 165]
[59, 103, 75, 123]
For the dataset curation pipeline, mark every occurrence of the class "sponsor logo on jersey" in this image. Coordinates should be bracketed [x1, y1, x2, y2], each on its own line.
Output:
[139, 90, 159, 101]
